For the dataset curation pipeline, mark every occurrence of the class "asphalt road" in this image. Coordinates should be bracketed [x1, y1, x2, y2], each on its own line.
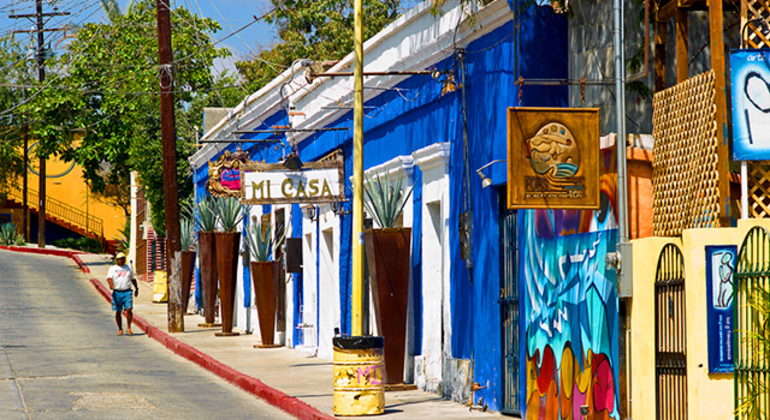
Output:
[0, 250, 294, 420]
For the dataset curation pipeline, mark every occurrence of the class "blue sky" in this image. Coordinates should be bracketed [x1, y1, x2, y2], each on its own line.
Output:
[0, 0, 423, 76]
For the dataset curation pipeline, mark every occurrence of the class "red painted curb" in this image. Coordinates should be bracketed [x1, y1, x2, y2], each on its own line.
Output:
[88, 278, 334, 420]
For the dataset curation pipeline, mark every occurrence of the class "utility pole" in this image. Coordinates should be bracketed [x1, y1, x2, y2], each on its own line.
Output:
[350, 0, 365, 336]
[22, 120, 28, 242]
[156, 0, 183, 333]
[10, 0, 69, 247]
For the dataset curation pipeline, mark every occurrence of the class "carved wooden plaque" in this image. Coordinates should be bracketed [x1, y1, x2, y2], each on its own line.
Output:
[507, 107, 600, 209]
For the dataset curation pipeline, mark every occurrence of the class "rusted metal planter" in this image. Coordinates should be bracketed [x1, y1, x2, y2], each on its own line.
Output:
[215, 231, 241, 336]
[250, 261, 280, 348]
[198, 231, 219, 327]
[180, 250, 196, 314]
[364, 227, 411, 385]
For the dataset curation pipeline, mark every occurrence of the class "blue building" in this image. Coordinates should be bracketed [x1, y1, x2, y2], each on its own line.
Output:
[190, 1, 625, 417]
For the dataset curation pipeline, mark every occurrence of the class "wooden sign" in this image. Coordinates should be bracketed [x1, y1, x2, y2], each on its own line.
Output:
[507, 107, 600, 209]
[240, 160, 344, 205]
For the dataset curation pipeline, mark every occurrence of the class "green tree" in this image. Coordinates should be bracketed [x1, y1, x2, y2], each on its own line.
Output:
[0, 35, 35, 193]
[237, 0, 402, 90]
[23, 0, 239, 233]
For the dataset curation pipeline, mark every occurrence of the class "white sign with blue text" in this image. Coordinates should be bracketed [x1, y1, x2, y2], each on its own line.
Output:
[730, 49, 770, 160]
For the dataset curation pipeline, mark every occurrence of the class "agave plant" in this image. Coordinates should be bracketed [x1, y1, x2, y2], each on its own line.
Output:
[214, 196, 245, 233]
[187, 197, 217, 232]
[363, 172, 414, 229]
[180, 217, 197, 250]
[244, 217, 285, 262]
[0, 223, 16, 246]
[114, 220, 130, 253]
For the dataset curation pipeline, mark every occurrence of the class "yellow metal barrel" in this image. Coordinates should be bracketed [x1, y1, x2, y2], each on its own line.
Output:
[332, 336, 385, 416]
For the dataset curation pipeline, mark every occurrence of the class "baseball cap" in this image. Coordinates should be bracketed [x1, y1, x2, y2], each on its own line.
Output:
[116, 252, 127, 260]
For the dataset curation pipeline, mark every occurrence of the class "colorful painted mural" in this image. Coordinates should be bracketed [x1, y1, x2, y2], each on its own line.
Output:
[520, 168, 620, 419]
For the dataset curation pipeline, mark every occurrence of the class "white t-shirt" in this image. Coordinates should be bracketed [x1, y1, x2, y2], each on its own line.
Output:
[107, 264, 135, 291]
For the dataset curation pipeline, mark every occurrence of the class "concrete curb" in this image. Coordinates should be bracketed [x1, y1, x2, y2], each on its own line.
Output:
[0, 245, 89, 272]
[88, 278, 335, 420]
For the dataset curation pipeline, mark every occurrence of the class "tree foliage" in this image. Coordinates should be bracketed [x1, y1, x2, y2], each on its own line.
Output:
[237, 0, 402, 90]
[21, 0, 242, 233]
[0, 35, 35, 193]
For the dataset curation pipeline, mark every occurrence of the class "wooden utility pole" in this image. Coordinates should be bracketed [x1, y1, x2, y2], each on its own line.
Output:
[156, 0, 183, 333]
[22, 120, 28, 242]
[10, 0, 69, 247]
[34, 0, 46, 248]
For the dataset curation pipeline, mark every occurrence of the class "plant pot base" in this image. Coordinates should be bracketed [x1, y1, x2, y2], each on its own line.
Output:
[214, 331, 240, 337]
[253, 344, 282, 349]
[198, 323, 221, 328]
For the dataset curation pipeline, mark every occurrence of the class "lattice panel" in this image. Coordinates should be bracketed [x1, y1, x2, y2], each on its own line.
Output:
[748, 162, 770, 217]
[742, 0, 770, 48]
[652, 70, 720, 237]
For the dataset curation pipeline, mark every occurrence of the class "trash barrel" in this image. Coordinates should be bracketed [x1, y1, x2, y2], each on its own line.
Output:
[333, 335, 385, 416]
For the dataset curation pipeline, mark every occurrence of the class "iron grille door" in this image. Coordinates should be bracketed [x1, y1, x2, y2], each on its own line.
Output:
[655, 243, 687, 420]
[735, 226, 770, 420]
[500, 206, 520, 415]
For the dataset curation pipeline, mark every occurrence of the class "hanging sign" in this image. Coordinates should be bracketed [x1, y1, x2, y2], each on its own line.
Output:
[507, 107, 600, 209]
[240, 160, 344, 205]
[705, 244, 736, 373]
[730, 49, 770, 160]
[207, 150, 249, 198]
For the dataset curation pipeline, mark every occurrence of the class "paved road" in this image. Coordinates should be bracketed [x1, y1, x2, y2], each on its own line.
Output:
[0, 250, 294, 420]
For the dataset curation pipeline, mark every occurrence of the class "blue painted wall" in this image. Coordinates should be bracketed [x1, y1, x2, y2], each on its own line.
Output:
[193, 5, 567, 413]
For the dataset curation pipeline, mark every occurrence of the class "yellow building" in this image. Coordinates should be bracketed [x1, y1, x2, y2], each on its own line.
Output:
[0, 139, 125, 244]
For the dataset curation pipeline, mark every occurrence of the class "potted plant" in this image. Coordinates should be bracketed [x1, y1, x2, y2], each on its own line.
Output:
[213, 196, 245, 336]
[363, 172, 414, 385]
[244, 217, 285, 347]
[190, 198, 219, 327]
[179, 217, 197, 315]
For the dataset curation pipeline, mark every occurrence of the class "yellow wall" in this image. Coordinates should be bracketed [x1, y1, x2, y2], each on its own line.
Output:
[22, 138, 125, 240]
[629, 236, 681, 420]
[681, 227, 741, 420]
[631, 220, 770, 420]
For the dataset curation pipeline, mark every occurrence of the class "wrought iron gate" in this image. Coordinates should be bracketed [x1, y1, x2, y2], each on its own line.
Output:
[655, 243, 687, 420]
[735, 226, 770, 420]
[499, 206, 520, 415]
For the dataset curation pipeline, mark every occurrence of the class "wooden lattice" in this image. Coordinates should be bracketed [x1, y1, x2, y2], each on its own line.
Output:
[742, 0, 770, 48]
[747, 162, 770, 217]
[652, 70, 721, 236]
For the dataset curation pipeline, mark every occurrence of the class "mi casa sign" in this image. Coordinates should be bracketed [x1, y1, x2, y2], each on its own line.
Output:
[241, 160, 344, 205]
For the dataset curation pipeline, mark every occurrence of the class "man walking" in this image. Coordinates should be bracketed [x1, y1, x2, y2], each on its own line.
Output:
[107, 252, 139, 335]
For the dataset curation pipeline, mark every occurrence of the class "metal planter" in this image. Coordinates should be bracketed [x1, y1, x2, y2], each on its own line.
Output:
[364, 227, 411, 385]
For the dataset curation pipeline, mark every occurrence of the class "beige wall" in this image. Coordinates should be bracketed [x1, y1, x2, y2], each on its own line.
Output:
[681, 228, 740, 420]
[630, 220, 770, 420]
[629, 236, 681, 420]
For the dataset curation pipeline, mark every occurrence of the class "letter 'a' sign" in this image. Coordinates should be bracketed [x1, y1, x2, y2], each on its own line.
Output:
[240, 160, 344, 205]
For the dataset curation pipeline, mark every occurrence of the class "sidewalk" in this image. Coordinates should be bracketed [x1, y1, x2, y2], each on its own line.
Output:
[76, 251, 515, 420]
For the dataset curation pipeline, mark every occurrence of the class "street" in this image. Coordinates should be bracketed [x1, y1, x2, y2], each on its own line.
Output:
[0, 250, 294, 420]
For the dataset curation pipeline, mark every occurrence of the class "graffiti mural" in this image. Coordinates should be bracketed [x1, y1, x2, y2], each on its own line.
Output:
[520, 180, 620, 419]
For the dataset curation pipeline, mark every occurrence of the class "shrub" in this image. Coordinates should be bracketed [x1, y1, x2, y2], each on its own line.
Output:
[52, 236, 103, 253]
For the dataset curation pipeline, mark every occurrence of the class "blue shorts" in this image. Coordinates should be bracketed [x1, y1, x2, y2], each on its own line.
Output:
[112, 290, 133, 312]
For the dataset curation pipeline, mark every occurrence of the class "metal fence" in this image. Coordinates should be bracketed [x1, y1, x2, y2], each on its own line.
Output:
[735, 226, 770, 420]
[655, 243, 688, 420]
